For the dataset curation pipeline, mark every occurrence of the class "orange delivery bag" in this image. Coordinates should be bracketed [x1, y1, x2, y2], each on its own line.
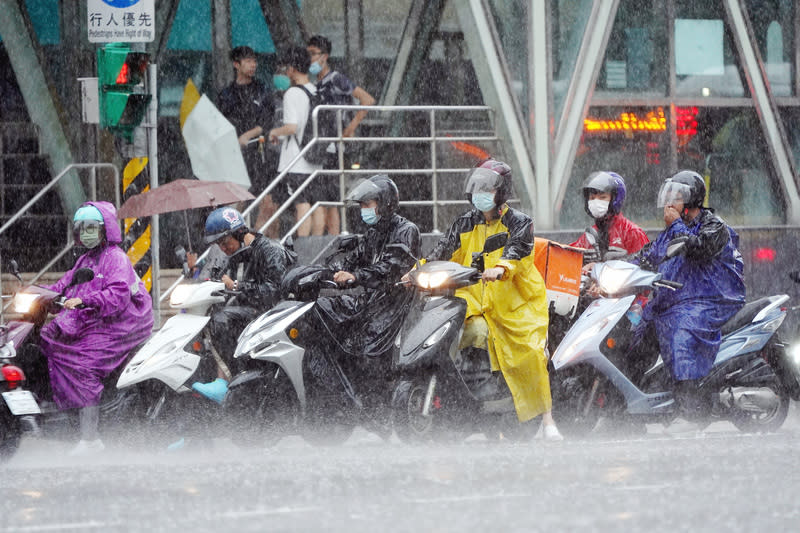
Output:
[533, 238, 584, 317]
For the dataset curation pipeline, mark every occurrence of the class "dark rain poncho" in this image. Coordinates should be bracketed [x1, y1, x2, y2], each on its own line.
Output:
[41, 201, 154, 409]
[635, 209, 745, 380]
[314, 213, 421, 357]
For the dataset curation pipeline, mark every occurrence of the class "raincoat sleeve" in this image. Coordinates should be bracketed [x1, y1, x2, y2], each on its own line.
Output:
[77, 252, 135, 318]
[682, 213, 729, 261]
[427, 212, 477, 264]
[495, 210, 534, 278]
[239, 237, 296, 309]
[352, 221, 421, 290]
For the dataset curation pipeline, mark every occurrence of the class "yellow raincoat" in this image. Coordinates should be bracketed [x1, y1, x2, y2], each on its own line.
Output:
[427, 205, 552, 421]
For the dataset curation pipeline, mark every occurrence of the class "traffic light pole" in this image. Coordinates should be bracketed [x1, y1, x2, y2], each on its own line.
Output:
[147, 62, 160, 327]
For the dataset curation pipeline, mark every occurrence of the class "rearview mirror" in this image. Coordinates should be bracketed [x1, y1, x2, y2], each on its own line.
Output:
[175, 245, 187, 263]
[666, 236, 689, 258]
[482, 232, 508, 255]
[69, 268, 95, 288]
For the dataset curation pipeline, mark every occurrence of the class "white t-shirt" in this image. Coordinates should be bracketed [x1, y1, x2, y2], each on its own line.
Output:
[277, 83, 323, 174]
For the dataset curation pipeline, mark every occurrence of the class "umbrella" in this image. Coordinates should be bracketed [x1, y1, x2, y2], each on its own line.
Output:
[181, 91, 251, 188]
[118, 179, 255, 250]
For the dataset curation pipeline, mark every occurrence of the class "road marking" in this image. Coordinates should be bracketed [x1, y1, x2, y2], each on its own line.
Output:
[4, 521, 119, 531]
[404, 493, 531, 504]
[220, 506, 322, 518]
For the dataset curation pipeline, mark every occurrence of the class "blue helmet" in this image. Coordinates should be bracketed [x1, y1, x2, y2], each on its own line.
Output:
[204, 207, 247, 244]
[582, 171, 627, 218]
[73, 205, 104, 224]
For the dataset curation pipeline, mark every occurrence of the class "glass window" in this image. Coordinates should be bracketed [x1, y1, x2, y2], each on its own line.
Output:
[596, 0, 669, 96]
[678, 107, 784, 224]
[674, 0, 748, 98]
[487, 0, 529, 117]
[746, 0, 795, 96]
[551, 0, 593, 126]
[560, 106, 671, 228]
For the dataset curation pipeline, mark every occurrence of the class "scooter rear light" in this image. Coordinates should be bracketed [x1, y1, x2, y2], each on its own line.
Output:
[1, 365, 26, 389]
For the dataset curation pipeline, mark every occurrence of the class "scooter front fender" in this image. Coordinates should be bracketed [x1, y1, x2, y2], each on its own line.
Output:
[117, 314, 207, 390]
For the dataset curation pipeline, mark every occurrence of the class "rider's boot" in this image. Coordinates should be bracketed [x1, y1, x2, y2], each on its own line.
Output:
[192, 378, 229, 404]
[665, 380, 710, 436]
[69, 405, 105, 456]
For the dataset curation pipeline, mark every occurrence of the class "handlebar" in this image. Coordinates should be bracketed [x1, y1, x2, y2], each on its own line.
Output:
[654, 279, 684, 290]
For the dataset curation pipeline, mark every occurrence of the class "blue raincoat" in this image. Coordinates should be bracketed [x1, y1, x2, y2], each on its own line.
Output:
[636, 210, 745, 380]
[41, 201, 153, 409]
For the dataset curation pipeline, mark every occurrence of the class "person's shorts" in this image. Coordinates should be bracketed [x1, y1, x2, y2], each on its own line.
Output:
[285, 173, 313, 205]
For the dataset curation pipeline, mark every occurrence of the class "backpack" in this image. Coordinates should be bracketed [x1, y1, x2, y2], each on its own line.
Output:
[291, 85, 330, 165]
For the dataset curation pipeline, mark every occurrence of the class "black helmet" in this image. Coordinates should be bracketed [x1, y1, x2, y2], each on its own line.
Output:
[657, 170, 706, 209]
[345, 174, 400, 217]
[465, 158, 514, 207]
[582, 171, 627, 217]
[204, 207, 249, 244]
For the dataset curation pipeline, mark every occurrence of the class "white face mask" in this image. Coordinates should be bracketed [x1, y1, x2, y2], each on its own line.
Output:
[587, 199, 610, 219]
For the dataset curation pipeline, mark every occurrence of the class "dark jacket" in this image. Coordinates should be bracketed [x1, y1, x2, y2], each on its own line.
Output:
[315, 213, 421, 356]
[227, 234, 297, 311]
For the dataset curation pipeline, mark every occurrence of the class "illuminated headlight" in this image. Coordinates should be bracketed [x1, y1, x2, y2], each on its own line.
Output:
[169, 284, 195, 307]
[13, 293, 39, 314]
[416, 271, 449, 289]
[789, 344, 800, 368]
[394, 331, 402, 348]
[423, 322, 450, 348]
[596, 269, 629, 295]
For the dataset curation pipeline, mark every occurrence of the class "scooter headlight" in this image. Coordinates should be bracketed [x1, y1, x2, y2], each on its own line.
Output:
[789, 343, 800, 369]
[415, 271, 449, 289]
[169, 284, 195, 307]
[13, 293, 38, 314]
[595, 268, 630, 296]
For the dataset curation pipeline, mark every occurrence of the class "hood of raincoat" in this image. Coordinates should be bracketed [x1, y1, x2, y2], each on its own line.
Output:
[81, 200, 122, 244]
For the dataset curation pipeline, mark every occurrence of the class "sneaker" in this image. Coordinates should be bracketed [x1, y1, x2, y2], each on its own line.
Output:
[543, 424, 564, 442]
[192, 378, 229, 404]
[68, 439, 105, 456]
[166, 437, 186, 451]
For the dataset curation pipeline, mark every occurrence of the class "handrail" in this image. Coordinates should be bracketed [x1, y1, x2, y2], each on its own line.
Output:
[0, 162, 119, 309]
[160, 104, 498, 302]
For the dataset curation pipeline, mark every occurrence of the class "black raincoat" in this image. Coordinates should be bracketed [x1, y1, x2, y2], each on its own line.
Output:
[314, 213, 421, 358]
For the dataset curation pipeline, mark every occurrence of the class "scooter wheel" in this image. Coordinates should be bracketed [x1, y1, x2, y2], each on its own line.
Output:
[729, 378, 790, 433]
[0, 410, 22, 462]
[391, 379, 437, 443]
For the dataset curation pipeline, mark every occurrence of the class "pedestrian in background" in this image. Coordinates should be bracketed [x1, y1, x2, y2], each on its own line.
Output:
[307, 35, 376, 236]
[216, 46, 279, 237]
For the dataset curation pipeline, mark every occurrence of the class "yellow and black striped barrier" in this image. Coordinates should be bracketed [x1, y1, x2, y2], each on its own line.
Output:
[122, 157, 153, 292]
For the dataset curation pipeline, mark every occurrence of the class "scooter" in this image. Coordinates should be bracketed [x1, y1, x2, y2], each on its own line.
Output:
[549, 258, 800, 436]
[223, 235, 390, 446]
[0, 264, 146, 453]
[115, 246, 238, 442]
[390, 232, 536, 442]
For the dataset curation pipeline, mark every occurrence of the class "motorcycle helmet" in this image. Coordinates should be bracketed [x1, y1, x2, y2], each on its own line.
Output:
[582, 171, 627, 218]
[465, 158, 514, 207]
[204, 207, 248, 244]
[657, 170, 706, 209]
[345, 174, 400, 217]
[73, 204, 105, 247]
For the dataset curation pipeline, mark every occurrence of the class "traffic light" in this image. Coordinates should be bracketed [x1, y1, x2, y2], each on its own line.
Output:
[97, 43, 151, 140]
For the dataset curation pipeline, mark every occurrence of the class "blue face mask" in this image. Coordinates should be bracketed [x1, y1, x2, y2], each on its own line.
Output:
[273, 74, 291, 91]
[471, 192, 496, 212]
[309, 61, 322, 76]
[361, 207, 380, 225]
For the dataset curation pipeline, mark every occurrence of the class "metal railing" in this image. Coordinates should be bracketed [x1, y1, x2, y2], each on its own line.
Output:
[160, 104, 499, 302]
[1, 163, 119, 307]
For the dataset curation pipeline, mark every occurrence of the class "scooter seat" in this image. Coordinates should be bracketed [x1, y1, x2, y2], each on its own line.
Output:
[720, 297, 774, 336]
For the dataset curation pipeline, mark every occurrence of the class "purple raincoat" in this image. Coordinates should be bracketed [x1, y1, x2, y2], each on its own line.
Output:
[41, 201, 153, 409]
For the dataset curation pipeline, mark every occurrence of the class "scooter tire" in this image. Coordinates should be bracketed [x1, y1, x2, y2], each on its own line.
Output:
[729, 379, 790, 433]
[224, 376, 298, 448]
[551, 372, 601, 438]
[0, 409, 21, 462]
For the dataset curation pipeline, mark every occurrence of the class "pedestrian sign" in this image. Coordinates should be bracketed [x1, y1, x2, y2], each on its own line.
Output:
[87, 0, 155, 43]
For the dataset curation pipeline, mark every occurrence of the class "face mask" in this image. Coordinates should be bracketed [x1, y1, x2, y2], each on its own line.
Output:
[309, 61, 322, 76]
[587, 199, 610, 219]
[79, 226, 102, 249]
[361, 207, 380, 225]
[471, 192, 496, 212]
[273, 74, 291, 91]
